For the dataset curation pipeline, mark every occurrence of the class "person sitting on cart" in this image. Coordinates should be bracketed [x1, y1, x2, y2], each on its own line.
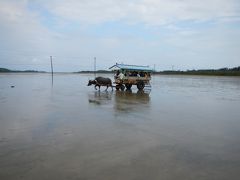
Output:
[114, 70, 120, 79]
[114, 70, 124, 81]
[137, 72, 140, 77]
[118, 71, 124, 80]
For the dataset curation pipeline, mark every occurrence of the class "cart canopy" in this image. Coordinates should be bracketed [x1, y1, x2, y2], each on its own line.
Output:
[109, 63, 153, 72]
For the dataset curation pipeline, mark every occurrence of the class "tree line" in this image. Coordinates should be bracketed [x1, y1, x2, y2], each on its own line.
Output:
[154, 66, 240, 76]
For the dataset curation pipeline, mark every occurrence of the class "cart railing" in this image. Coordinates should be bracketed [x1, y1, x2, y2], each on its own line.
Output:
[114, 76, 151, 85]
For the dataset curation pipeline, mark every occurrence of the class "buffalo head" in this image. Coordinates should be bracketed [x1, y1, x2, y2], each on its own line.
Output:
[87, 80, 96, 86]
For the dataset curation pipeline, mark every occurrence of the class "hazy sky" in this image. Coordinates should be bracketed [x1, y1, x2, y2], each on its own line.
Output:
[0, 0, 240, 72]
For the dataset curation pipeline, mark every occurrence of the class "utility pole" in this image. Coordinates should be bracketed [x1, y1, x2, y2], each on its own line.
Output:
[94, 57, 96, 78]
[50, 56, 53, 85]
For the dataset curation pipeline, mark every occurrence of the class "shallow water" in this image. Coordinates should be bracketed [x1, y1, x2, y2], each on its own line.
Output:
[0, 73, 240, 180]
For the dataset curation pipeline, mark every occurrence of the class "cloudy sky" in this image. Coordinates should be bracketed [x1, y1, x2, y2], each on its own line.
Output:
[0, 0, 240, 72]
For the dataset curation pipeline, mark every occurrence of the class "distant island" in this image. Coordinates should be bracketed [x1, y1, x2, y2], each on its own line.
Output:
[1, 66, 240, 76]
[0, 68, 46, 73]
[76, 70, 113, 74]
[156, 67, 240, 76]
[77, 66, 240, 76]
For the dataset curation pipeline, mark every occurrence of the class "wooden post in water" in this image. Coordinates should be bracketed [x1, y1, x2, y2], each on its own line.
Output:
[50, 56, 53, 85]
[94, 57, 96, 78]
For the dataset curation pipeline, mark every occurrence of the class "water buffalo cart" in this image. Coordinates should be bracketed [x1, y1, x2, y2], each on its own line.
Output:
[109, 63, 153, 91]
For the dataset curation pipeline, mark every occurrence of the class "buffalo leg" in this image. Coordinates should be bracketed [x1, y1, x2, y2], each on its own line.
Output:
[95, 84, 100, 90]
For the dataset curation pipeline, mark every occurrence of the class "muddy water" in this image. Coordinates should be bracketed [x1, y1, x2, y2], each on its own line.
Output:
[0, 73, 240, 180]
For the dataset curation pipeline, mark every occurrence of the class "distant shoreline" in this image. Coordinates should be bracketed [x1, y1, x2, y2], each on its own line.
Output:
[154, 70, 240, 76]
[0, 68, 46, 73]
[76, 67, 240, 76]
[1, 67, 240, 76]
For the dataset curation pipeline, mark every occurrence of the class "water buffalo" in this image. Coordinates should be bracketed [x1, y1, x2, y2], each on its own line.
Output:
[87, 77, 113, 91]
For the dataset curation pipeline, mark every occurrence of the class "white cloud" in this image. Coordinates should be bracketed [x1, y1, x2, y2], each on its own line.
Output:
[0, 1, 27, 22]
[0, 1, 61, 69]
[135, 0, 239, 25]
[0, 1, 52, 46]
[40, 0, 240, 25]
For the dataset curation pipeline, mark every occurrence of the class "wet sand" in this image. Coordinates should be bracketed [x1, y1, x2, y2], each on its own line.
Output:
[0, 73, 240, 180]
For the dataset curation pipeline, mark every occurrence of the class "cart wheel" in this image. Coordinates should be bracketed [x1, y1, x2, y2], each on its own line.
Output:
[137, 81, 145, 90]
[125, 83, 132, 90]
[120, 84, 125, 91]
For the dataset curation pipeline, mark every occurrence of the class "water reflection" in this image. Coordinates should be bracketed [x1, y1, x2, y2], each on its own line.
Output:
[88, 91, 113, 105]
[88, 90, 151, 113]
[114, 90, 150, 113]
